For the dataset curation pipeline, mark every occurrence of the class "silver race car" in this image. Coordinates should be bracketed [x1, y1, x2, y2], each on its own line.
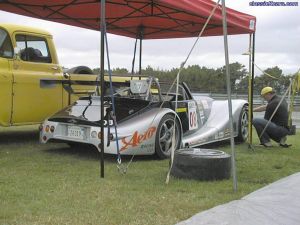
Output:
[40, 77, 248, 159]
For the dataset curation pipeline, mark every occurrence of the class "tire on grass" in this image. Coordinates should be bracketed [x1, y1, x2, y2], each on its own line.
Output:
[170, 148, 231, 181]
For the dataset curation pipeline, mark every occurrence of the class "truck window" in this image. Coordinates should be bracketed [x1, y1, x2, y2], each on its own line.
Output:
[0, 28, 13, 58]
[16, 34, 52, 63]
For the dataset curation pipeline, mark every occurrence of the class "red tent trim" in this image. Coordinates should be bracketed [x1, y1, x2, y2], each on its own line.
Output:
[0, 0, 256, 39]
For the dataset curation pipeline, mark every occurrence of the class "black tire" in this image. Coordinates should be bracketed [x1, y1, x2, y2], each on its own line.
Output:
[235, 105, 248, 143]
[67, 66, 94, 75]
[170, 148, 231, 181]
[155, 114, 181, 159]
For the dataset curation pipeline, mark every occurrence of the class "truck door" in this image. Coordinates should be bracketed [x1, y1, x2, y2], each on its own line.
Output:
[11, 33, 63, 125]
[0, 28, 13, 126]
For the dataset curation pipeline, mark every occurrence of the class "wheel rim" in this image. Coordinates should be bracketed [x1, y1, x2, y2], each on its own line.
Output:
[240, 110, 248, 140]
[159, 118, 179, 154]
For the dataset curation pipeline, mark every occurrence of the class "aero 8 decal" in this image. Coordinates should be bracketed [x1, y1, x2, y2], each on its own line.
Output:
[121, 127, 156, 151]
[188, 102, 198, 130]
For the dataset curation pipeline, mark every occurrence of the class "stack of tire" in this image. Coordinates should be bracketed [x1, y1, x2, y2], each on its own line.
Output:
[170, 148, 231, 181]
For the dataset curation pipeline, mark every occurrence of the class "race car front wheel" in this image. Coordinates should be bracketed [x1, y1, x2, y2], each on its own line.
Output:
[235, 105, 248, 143]
[155, 114, 181, 159]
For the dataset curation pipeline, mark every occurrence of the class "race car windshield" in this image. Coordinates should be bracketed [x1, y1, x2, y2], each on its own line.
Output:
[104, 81, 131, 97]
[102, 77, 161, 101]
[130, 80, 149, 94]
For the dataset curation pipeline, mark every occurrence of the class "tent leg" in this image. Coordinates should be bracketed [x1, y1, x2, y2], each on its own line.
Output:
[248, 33, 256, 150]
[139, 38, 142, 76]
[247, 33, 254, 150]
[222, 0, 237, 192]
[99, 0, 105, 178]
[131, 38, 138, 75]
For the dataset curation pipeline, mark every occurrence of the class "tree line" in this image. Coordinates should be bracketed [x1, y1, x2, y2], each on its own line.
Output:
[92, 62, 297, 95]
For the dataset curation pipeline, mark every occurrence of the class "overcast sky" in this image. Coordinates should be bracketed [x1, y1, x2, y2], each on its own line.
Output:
[0, 1, 299, 75]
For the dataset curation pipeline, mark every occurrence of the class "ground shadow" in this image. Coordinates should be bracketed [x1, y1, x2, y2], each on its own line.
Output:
[198, 139, 231, 149]
[0, 130, 39, 144]
[43, 144, 100, 161]
[43, 143, 158, 162]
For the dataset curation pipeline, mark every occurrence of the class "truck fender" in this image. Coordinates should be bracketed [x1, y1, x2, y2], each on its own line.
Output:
[66, 66, 94, 74]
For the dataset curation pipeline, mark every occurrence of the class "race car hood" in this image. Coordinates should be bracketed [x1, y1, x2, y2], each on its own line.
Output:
[48, 96, 152, 126]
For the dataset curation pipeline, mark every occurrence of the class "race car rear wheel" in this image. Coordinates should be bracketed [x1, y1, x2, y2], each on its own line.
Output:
[235, 105, 248, 142]
[155, 114, 181, 159]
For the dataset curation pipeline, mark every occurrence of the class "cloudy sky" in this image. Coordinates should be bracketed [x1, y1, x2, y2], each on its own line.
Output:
[0, 1, 299, 75]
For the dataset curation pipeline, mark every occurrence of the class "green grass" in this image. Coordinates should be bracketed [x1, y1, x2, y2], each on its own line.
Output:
[1, 125, 300, 225]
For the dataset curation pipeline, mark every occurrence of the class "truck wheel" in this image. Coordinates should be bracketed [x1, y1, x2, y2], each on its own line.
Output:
[155, 114, 181, 159]
[67, 66, 94, 74]
[235, 105, 248, 143]
[170, 148, 231, 181]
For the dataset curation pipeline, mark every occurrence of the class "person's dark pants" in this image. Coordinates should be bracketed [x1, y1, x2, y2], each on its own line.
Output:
[252, 118, 289, 144]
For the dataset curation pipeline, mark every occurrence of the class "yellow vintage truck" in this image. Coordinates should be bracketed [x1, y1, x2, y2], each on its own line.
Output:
[0, 24, 97, 127]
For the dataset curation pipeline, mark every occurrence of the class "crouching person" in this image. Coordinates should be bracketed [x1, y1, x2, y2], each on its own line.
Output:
[253, 87, 290, 148]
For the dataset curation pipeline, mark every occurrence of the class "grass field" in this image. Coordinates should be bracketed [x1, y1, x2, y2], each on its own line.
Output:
[1, 125, 299, 225]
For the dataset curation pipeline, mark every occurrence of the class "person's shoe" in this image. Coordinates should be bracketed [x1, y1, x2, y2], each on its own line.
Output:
[279, 143, 292, 148]
[280, 136, 287, 145]
[262, 142, 273, 147]
[279, 136, 292, 148]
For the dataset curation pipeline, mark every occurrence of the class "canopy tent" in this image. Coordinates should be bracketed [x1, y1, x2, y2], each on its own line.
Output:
[0, 0, 256, 184]
[0, 0, 255, 38]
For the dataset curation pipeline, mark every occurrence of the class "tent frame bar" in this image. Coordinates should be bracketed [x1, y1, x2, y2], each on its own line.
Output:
[100, 0, 105, 178]
[221, 0, 237, 192]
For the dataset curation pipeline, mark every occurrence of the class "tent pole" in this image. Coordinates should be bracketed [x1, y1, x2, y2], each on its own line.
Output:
[139, 26, 144, 76]
[251, 33, 256, 127]
[248, 33, 253, 147]
[99, 0, 105, 178]
[248, 32, 255, 149]
[139, 38, 142, 76]
[221, 0, 237, 192]
[131, 38, 138, 75]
